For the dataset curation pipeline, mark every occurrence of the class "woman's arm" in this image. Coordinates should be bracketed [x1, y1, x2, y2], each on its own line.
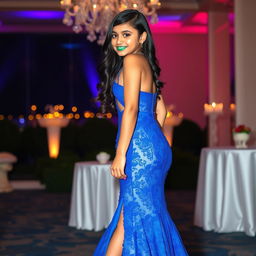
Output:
[111, 54, 142, 179]
[155, 94, 167, 128]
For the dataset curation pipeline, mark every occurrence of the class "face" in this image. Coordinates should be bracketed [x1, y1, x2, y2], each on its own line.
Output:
[111, 22, 146, 57]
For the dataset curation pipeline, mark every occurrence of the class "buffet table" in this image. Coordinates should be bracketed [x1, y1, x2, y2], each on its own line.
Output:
[68, 161, 120, 231]
[194, 147, 256, 236]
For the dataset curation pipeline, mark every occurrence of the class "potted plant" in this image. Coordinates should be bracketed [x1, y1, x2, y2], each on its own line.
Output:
[232, 125, 251, 148]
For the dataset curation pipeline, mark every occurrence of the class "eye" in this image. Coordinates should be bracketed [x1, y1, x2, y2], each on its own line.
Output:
[123, 33, 131, 38]
[112, 34, 117, 38]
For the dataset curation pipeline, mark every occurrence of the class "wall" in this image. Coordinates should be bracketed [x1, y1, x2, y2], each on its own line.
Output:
[153, 33, 208, 129]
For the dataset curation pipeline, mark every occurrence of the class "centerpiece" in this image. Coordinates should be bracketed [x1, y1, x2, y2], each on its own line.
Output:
[232, 125, 251, 148]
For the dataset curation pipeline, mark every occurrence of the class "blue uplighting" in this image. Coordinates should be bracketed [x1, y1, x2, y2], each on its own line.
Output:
[12, 11, 64, 20]
[61, 43, 83, 50]
[19, 118, 25, 124]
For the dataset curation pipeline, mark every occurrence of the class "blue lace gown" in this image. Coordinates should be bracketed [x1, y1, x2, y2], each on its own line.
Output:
[93, 80, 189, 256]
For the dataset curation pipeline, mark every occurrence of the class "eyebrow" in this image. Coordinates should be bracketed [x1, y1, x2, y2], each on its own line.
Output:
[112, 30, 132, 34]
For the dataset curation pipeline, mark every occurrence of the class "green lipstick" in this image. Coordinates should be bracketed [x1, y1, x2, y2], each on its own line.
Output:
[117, 46, 127, 51]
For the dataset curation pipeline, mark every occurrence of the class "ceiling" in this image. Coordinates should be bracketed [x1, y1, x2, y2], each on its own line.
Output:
[0, 0, 234, 11]
[0, 0, 234, 33]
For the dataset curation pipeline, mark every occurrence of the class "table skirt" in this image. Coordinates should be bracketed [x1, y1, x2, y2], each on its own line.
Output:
[194, 148, 256, 236]
[69, 162, 120, 231]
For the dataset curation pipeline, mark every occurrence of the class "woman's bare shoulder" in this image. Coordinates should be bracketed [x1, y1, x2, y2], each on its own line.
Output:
[123, 53, 146, 67]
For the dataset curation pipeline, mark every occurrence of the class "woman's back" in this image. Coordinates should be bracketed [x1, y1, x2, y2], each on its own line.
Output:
[116, 54, 157, 94]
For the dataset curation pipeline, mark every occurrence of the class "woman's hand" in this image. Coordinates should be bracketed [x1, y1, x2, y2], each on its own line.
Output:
[110, 152, 127, 180]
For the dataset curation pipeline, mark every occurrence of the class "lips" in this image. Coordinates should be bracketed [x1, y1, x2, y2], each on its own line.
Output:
[116, 46, 127, 51]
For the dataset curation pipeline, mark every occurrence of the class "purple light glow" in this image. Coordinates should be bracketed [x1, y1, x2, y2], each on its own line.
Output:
[192, 12, 208, 25]
[12, 11, 64, 19]
[158, 15, 184, 22]
[151, 21, 183, 29]
[150, 24, 208, 34]
[228, 13, 234, 24]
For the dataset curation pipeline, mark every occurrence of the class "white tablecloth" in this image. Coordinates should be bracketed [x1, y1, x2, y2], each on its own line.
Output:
[194, 147, 256, 236]
[68, 161, 120, 231]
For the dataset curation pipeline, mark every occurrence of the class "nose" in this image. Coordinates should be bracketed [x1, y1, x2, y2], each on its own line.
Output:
[117, 36, 123, 45]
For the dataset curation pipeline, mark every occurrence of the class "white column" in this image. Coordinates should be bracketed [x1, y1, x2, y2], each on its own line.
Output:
[208, 11, 231, 146]
[235, 0, 256, 145]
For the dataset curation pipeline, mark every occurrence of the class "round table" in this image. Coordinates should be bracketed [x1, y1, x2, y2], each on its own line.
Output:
[194, 147, 256, 236]
[68, 161, 120, 231]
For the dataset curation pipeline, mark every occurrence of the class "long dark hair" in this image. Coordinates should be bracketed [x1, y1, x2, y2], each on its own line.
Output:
[96, 9, 164, 113]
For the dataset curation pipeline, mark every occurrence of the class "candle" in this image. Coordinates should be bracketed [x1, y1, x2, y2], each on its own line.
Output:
[150, 0, 159, 4]
[230, 103, 236, 112]
[149, 0, 161, 7]
[204, 102, 223, 114]
[63, 0, 72, 6]
[92, 4, 98, 12]
[60, 0, 72, 6]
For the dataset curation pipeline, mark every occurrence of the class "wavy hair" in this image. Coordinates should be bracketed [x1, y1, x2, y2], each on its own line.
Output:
[96, 9, 164, 113]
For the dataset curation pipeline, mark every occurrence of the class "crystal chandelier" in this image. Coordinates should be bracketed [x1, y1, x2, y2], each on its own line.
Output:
[60, 0, 161, 45]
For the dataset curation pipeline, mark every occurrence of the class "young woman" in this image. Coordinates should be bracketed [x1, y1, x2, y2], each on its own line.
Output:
[94, 9, 188, 256]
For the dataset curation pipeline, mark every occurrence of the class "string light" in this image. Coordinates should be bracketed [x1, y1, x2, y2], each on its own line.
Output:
[59, 105, 64, 111]
[74, 113, 80, 119]
[2, 104, 115, 122]
[72, 106, 77, 112]
[28, 115, 34, 120]
[54, 105, 59, 111]
[106, 113, 112, 119]
[35, 114, 42, 119]
[31, 105, 37, 111]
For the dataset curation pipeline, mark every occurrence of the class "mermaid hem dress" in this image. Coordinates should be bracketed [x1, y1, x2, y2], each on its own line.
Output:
[93, 81, 189, 256]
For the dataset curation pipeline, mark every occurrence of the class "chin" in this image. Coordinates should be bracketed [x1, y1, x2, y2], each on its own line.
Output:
[115, 50, 128, 57]
[115, 50, 138, 57]
[118, 52, 128, 57]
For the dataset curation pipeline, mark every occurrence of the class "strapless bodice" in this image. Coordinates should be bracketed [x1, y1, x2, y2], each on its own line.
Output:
[112, 82, 157, 114]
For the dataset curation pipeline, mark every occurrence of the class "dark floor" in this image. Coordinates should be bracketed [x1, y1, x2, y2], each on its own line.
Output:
[0, 190, 255, 256]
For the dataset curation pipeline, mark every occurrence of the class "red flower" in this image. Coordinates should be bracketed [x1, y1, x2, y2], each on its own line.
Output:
[233, 124, 251, 133]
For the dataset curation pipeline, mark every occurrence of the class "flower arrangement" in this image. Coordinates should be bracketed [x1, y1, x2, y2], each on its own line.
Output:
[232, 125, 251, 148]
[232, 125, 251, 134]
[96, 152, 110, 164]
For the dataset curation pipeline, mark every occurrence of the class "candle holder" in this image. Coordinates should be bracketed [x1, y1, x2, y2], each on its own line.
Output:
[204, 102, 224, 147]
[38, 105, 69, 158]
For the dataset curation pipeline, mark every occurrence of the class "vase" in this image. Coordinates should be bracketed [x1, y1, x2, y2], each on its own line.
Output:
[96, 152, 110, 164]
[233, 132, 250, 148]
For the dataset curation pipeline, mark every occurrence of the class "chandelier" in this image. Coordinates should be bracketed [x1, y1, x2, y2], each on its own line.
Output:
[60, 0, 161, 45]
